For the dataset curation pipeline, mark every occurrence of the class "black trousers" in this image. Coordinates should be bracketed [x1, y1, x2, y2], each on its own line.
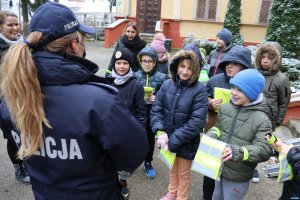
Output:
[145, 117, 155, 163]
[203, 176, 215, 200]
[7, 139, 22, 165]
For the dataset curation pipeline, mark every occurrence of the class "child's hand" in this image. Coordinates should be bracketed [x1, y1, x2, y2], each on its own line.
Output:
[209, 98, 223, 110]
[272, 140, 292, 156]
[222, 147, 232, 161]
[149, 94, 156, 102]
[157, 133, 169, 151]
[264, 133, 292, 155]
[278, 142, 292, 155]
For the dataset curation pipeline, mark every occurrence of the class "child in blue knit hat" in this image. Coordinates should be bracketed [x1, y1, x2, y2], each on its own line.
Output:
[202, 45, 252, 199]
[206, 69, 273, 200]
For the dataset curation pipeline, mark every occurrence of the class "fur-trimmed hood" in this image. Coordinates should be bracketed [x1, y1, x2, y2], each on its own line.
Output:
[169, 50, 200, 85]
[255, 43, 281, 74]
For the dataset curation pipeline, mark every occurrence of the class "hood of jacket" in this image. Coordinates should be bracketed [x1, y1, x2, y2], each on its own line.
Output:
[183, 43, 204, 67]
[169, 50, 200, 85]
[255, 42, 281, 75]
[218, 45, 252, 70]
[33, 50, 102, 85]
[137, 46, 158, 74]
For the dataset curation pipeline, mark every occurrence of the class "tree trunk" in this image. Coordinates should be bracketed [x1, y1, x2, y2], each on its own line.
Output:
[21, 0, 29, 36]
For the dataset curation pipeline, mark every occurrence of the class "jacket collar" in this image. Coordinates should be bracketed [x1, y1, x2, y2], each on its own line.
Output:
[33, 50, 104, 85]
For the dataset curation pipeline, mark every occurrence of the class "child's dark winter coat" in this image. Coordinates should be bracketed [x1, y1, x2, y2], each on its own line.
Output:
[151, 50, 208, 160]
[255, 42, 291, 129]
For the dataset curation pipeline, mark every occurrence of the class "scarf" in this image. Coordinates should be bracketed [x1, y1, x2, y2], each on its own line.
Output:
[112, 68, 134, 85]
[120, 35, 147, 52]
[0, 33, 23, 44]
[175, 75, 190, 86]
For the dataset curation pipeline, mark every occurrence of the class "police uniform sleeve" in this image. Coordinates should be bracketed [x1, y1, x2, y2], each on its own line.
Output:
[95, 93, 148, 172]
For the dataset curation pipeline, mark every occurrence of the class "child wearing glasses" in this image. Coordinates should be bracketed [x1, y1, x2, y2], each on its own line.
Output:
[136, 46, 167, 179]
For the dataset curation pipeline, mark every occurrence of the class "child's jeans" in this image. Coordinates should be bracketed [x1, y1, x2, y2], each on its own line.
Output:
[168, 156, 192, 200]
[212, 177, 250, 200]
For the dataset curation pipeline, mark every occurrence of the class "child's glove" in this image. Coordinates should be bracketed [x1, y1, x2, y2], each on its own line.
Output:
[157, 133, 169, 151]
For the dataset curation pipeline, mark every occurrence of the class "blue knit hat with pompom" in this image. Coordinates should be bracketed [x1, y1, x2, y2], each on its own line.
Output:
[229, 69, 265, 102]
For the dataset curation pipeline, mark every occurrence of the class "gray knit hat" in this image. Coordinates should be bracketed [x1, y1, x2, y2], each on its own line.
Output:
[217, 28, 232, 46]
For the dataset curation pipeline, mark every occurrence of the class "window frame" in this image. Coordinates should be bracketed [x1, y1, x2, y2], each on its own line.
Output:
[196, 0, 219, 21]
[258, 0, 273, 24]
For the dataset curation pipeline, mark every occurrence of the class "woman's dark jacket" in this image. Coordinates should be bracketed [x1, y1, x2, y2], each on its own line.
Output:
[280, 147, 300, 199]
[0, 50, 149, 200]
[151, 52, 208, 160]
[106, 35, 147, 76]
[106, 75, 147, 127]
[0, 38, 10, 57]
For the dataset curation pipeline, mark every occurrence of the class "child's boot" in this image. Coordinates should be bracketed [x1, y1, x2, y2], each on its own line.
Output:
[14, 164, 30, 184]
[144, 162, 156, 178]
[119, 179, 129, 199]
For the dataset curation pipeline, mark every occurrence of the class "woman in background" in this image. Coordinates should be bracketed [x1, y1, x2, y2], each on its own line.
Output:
[106, 22, 147, 76]
[0, 10, 29, 185]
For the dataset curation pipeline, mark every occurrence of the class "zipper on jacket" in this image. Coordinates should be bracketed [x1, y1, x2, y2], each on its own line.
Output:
[268, 78, 274, 91]
[214, 51, 223, 76]
[226, 107, 241, 144]
[171, 87, 182, 125]
[146, 73, 149, 87]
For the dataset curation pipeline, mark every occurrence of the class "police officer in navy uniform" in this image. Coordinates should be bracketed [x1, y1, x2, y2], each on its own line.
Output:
[0, 3, 148, 200]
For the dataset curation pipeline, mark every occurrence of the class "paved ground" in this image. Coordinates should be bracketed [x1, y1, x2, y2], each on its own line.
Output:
[0, 41, 295, 200]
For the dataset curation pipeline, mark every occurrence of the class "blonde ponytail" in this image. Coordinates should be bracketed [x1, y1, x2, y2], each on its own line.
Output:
[0, 31, 51, 158]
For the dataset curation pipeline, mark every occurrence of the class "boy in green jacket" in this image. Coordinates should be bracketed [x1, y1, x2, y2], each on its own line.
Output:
[207, 69, 273, 200]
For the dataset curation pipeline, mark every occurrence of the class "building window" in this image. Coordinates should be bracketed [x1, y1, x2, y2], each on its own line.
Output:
[197, 0, 218, 20]
[259, 0, 273, 24]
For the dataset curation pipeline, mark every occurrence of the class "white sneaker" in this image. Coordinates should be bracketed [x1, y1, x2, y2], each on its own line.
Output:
[251, 169, 260, 183]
